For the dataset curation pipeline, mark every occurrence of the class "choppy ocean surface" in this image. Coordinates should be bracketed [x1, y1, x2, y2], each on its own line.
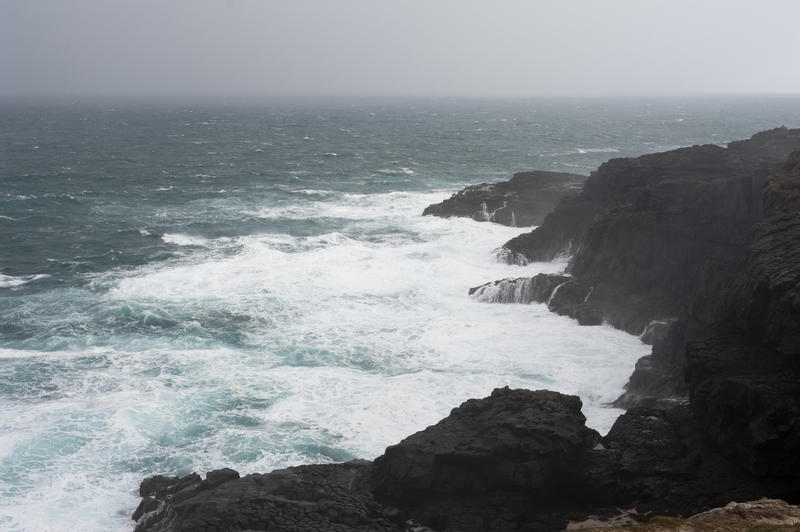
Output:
[1, 96, 799, 531]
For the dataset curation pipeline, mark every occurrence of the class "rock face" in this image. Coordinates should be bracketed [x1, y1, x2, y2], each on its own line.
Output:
[501, 128, 800, 330]
[133, 461, 408, 532]
[492, 128, 800, 406]
[468, 274, 570, 305]
[372, 388, 599, 499]
[503, 127, 800, 264]
[680, 151, 800, 478]
[422, 171, 585, 227]
[687, 329, 800, 478]
[729, 148, 800, 354]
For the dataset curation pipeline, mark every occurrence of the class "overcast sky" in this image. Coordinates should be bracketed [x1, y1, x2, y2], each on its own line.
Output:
[2, 0, 799, 98]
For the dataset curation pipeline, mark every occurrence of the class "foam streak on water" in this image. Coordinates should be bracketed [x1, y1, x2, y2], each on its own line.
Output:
[0, 190, 649, 532]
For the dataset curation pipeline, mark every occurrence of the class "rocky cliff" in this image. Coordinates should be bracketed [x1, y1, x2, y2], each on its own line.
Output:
[422, 171, 585, 227]
[503, 127, 800, 264]
[685, 150, 800, 479]
[481, 127, 800, 406]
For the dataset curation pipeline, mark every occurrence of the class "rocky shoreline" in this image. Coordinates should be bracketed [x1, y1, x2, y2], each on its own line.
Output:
[422, 170, 586, 227]
[132, 128, 800, 531]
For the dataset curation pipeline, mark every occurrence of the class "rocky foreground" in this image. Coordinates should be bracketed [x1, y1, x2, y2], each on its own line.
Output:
[133, 128, 800, 531]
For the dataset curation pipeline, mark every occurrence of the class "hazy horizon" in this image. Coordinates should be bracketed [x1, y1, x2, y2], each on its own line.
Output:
[3, 0, 799, 99]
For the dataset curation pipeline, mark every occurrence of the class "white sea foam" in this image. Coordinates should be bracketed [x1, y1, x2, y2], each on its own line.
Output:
[160, 233, 221, 248]
[0, 190, 648, 532]
[377, 167, 415, 176]
[576, 147, 620, 154]
[0, 274, 50, 288]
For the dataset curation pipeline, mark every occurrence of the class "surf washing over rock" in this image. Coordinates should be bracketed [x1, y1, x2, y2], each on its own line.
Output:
[3, 99, 800, 532]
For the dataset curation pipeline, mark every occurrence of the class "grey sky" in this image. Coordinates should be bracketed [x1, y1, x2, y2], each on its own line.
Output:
[2, 0, 799, 97]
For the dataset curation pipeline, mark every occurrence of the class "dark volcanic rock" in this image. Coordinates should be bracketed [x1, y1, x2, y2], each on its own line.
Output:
[133, 387, 800, 532]
[503, 193, 601, 261]
[503, 127, 800, 264]
[422, 170, 585, 227]
[470, 273, 671, 335]
[501, 128, 800, 407]
[370, 388, 603, 531]
[586, 406, 800, 520]
[468, 273, 570, 304]
[730, 149, 800, 354]
[680, 152, 800, 478]
[371, 387, 599, 501]
[133, 462, 408, 532]
[687, 328, 800, 478]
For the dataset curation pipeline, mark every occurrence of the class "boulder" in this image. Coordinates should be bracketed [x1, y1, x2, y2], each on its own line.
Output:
[423, 171, 586, 227]
[133, 462, 407, 532]
[371, 388, 599, 501]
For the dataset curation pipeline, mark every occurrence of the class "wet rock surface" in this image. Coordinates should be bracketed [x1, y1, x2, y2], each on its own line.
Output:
[468, 274, 570, 304]
[422, 171, 585, 227]
[497, 128, 800, 407]
[687, 328, 800, 478]
[133, 461, 410, 532]
[729, 148, 800, 354]
[503, 127, 800, 264]
[371, 388, 599, 500]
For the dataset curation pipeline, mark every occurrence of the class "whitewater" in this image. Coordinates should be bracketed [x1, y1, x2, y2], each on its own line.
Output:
[2, 97, 799, 531]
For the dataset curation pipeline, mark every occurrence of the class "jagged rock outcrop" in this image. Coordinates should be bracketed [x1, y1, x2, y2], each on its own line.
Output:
[133, 461, 409, 532]
[423, 171, 585, 227]
[468, 274, 570, 305]
[470, 134, 800, 407]
[494, 128, 800, 407]
[622, 144, 800, 408]
[501, 128, 800, 327]
[680, 150, 800, 478]
[729, 148, 800, 354]
[686, 328, 800, 479]
[133, 388, 800, 532]
[371, 388, 599, 500]
[677, 151, 800, 478]
[474, 140, 800, 474]
[503, 127, 800, 264]
[371, 388, 603, 531]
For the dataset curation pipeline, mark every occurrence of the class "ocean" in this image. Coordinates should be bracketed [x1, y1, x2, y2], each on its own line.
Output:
[1, 96, 799, 531]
